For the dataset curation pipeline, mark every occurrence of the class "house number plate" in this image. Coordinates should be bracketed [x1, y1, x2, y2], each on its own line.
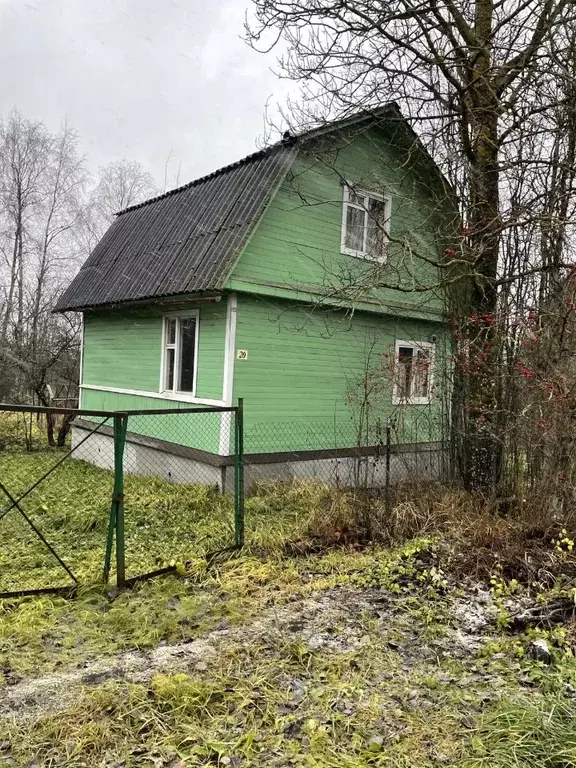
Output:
[236, 349, 248, 360]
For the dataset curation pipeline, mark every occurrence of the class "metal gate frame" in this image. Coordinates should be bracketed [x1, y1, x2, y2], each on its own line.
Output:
[0, 401, 245, 597]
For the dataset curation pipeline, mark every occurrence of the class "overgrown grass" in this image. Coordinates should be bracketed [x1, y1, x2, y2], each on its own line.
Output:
[4, 447, 576, 766]
[0, 609, 499, 766]
[0, 451, 323, 676]
[0, 647, 449, 766]
[5, 606, 576, 767]
[466, 695, 576, 767]
[1, 440, 573, 593]
[0, 452, 318, 593]
[305, 480, 576, 588]
[0, 447, 575, 677]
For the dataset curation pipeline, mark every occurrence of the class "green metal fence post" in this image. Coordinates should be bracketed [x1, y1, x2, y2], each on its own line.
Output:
[114, 415, 128, 587]
[103, 418, 117, 583]
[104, 414, 128, 585]
[233, 399, 245, 548]
[103, 502, 115, 584]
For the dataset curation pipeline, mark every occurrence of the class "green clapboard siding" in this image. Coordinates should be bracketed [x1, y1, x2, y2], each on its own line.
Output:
[233, 294, 447, 454]
[79, 388, 221, 453]
[228, 124, 453, 319]
[78, 124, 454, 458]
[82, 301, 227, 401]
[80, 301, 228, 454]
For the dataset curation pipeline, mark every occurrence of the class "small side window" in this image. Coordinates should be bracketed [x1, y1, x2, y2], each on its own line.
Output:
[341, 183, 391, 262]
[162, 313, 198, 395]
[393, 340, 434, 404]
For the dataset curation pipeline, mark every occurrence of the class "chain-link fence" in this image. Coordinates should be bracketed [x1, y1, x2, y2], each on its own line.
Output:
[240, 408, 448, 492]
[0, 402, 244, 597]
[0, 398, 450, 595]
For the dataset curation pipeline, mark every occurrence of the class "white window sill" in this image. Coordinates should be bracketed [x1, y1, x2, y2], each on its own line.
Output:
[80, 384, 224, 407]
[160, 390, 202, 402]
[341, 247, 387, 264]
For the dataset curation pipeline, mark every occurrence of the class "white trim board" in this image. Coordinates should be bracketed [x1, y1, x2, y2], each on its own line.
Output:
[219, 292, 238, 454]
[78, 315, 85, 409]
[222, 292, 238, 406]
[80, 384, 224, 408]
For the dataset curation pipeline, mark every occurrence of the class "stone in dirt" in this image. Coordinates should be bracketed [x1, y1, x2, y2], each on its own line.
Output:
[367, 735, 385, 751]
[529, 638, 551, 664]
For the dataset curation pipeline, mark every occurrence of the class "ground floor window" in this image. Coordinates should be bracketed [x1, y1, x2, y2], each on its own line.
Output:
[393, 340, 434, 404]
[162, 312, 198, 395]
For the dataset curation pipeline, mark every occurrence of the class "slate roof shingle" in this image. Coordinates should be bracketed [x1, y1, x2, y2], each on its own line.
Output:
[54, 144, 297, 311]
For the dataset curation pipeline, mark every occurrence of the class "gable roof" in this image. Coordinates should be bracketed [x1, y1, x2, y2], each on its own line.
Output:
[54, 103, 431, 312]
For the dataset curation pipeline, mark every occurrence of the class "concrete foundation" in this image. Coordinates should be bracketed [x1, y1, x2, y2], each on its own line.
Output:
[72, 420, 446, 492]
[71, 422, 223, 487]
[227, 447, 445, 493]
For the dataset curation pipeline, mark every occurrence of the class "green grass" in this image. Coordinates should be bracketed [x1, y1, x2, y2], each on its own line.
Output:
[0, 451, 335, 676]
[5, 606, 576, 767]
[0, 449, 316, 592]
[3, 449, 576, 767]
[1, 641, 462, 767]
[0, 449, 233, 590]
[465, 695, 576, 767]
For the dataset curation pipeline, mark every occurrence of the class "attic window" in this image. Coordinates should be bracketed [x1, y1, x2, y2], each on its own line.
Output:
[162, 312, 198, 395]
[393, 340, 434, 405]
[341, 184, 391, 262]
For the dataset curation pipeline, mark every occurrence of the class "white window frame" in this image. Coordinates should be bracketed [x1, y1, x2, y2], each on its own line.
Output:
[340, 182, 391, 263]
[392, 339, 435, 405]
[160, 310, 199, 397]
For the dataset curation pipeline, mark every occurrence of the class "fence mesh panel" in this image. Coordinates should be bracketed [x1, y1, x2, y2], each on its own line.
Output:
[241, 408, 448, 490]
[0, 404, 243, 595]
[0, 410, 115, 594]
[0, 397, 448, 595]
[120, 411, 236, 581]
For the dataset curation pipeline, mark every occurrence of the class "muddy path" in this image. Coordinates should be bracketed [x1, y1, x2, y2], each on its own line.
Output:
[0, 585, 499, 723]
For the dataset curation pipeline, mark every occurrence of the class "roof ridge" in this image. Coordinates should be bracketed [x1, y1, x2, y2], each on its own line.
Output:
[117, 143, 284, 216]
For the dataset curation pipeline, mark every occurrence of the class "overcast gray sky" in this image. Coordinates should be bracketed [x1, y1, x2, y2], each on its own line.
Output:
[0, 0, 291, 187]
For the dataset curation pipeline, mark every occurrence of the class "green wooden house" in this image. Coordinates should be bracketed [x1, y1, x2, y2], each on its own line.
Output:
[55, 105, 454, 488]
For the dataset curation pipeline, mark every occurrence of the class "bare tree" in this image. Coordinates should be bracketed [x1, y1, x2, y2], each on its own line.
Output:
[0, 111, 50, 345]
[28, 125, 87, 383]
[80, 159, 157, 250]
[0, 112, 86, 420]
[0, 113, 158, 444]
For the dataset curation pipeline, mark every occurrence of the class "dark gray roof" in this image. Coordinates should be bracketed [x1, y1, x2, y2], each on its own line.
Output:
[55, 104, 417, 312]
[55, 143, 297, 311]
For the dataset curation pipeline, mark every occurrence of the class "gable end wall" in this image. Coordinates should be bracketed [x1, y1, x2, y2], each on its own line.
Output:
[228, 124, 453, 318]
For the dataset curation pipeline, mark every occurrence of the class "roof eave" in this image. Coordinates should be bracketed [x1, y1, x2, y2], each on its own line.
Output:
[53, 290, 225, 314]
